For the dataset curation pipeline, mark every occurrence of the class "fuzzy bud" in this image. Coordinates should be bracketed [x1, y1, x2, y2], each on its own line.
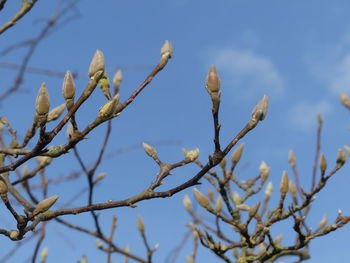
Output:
[289, 181, 297, 199]
[89, 50, 105, 77]
[98, 94, 120, 119]
[251, 95, 269, 121]
[236, 204, 250, 211]
[40, 247, 48, 263]
[231, 143, 244, 164]
[280, 171, 289, 195]
[66, 122, 74, 140]
[259, 161, 270, 181]
[142, 143, 158, 160]
[35, 83, 50, 123]
[318, 214, 328, 229]
[344, 145, 350, 156]
[265, 182, 273, 199]
[95, 172, 106, 183]
[0, 179, 8, 195]
[183, 195, 192, 212]
[206, 65, 220, 93]
[113, 70, 122, 94]
[62, 71, 75, 100]
[320, 154, 327, 174]
[185, 148, 200, 162]
[33, 195, 59, 216]
[47, 103, 66, 122]
[159, 40, 173, 68]
[37, 156, 52, 167]
[215, 196, 223, 213]
[232, 191, 241, 205]
[288, 150, 296, 168]
[193, 188, 211, 210]
[249, 201, 261, 218]
[336, 149, 346, 168]
[340, 93, 350, 108]
[219, 157, 227, 169]
[137, 216, 145, 233]
[80, 256, 87, 263]
[9, 230, 19, 241]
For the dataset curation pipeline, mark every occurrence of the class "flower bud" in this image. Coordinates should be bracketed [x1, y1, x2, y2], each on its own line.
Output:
[344, 145, 350, 156]
[159, 40, 173, 68]
[236, 204, 250, 211]
[47, 103, 66, 122]
[0, 179, 8, 195]
[320, 154, 327, 174]
[249, 201, 261, 218]
[35, 83, 50, 122]
[183, 195, 192, 212]
[215, 196, 222, 213]
[62, 71, 75, 100]
[193, 188, 211, 210]
[219, 157, 227, 169]
[89, 50, 105, 77]
[265, 182, 273, 199]
[98, 94, 120, 119]
[231, 143, 244, 164]
[96, 239, 103, 249]
[113, 70, 122, 94]
[289, 181, 297, 199]
[318, 214, 328, 229]
[95, 172, 106, 183]
[137, 216, 145, 233]
[142, 143, 158, 159]
[259, 161, 270, 181]
[66, 122, 74, 140]
[206, 65, 220, 93]
[37, 156, 52, 167]
[280, 171, 289, 195]
[340, 93, 350, 108]
[232, 191, 241, 205]
[9, 230, 19, 241]
[251, 95, 269, 121]
[336, 149, 346, 168]
[185, 148, 200, 162]
[288, 150, 296, 168]
[40, 247, 48, 263]
[33, 195, 59, 216]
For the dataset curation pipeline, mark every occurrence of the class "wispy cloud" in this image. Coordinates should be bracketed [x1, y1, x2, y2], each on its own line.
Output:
[211, 48, 285, 99]
[288, 101, 332, 131]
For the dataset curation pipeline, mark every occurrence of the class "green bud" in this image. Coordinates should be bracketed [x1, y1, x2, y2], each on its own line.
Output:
[32, 195, 59, 216]
[98, 94, 120, 119]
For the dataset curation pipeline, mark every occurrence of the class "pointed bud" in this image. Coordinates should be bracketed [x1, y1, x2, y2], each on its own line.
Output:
[206, 65, 220, 93]
[185, 148, 200, 162]
[62, 71, 75, 100]
[265, 182, 273, 199]
[289, 181, 297, 199]
[274, 234, 283, 244]
[47, 103, 66, 122]
[32, 195, 59, 216]
[340, 93, 350, 108]
[320, 154, 327, 174]
[142, 143, 158, 159]
[37, 156, 52, 167]
[207, 189, 215, 201]
[89, 50, 105, 77]
[215, 196, 223, 213]
[193, 188, 211, 210]
[249, 201, 261, 218]
[66, 122, 74, 140]
[280, 171, 289, 195]
[183, 195, 192, 212]
[95, 172, 106, 183]
[236, 204, 250, 211]
[159, 40, 173, 68]
[113, 70, 122, 94]
[35, 83, 50, 122]
[259, 161, 270, 181]
[219, 157, 227, 169]
[344, 145, 350, 156]
[137, 216, 145, 233]
[0, 179, 8, 195]
[318, 214, 328, 229]
[96, 239, 103, 249]
[251, 95, 269, 121]
[288, 150, 296, 168]
[232, 191, 241, 205]
[231, 143, 244, 164]
[98, 74, 112, 99]
[98, 94, 120, 119]
[40, 247, 48, 263]
[336, 149, 346, 168]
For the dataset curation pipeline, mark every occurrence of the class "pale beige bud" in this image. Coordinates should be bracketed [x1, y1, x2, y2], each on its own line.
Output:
[215, 196, 223, 213]
[98, 94, 120, 118]
[344, 145, 350, 156]
[80, 256, 87, 263]
[183, 195, 192, 212]
[66, 122, 74, 140]
[35, 83, 50, 120]
[33, 195, 59, 216]
[236, 204, 250, 211]
[193, 188, 211, 210]
[137, 216, 145, 233]
[249, 201, 261, 218]
[186, 256, 194, 263]
[265, 182, 273, 199]
[142, 143, 158, 159]
[185, 148, 200, 162]
[259, 161, 270, 181]
[95, 172, 106, 183]
[289, 181, 297, 199]
[40, 247, 48, 263]
[37, 156, 52, 167]
[251, 95, 269, 121]
[320, 154, 327, 173]
[62, 71, 75, 100]
[274, 234, 283, 244]
[22, 165, 29, 176]
[113, 70, 122, 94]
[9, 230, 19, 241]
[206, 65, 220, 93]
[288, 150, 296, 168]
[318, 214, 328, 229]
[280, 171, 289, 195]
[340, 93, 350, 108]
[47, 103, 66, 122]
[89, 50, 105, 77]
[336, 149, 346, 168]
[96, 239, 103, 249]
[219, 157, 227, 169]
[0, 179, 8, 195]
[231, 143, 244, 164]
[159, 40, 173, 68]
[207, 189, 215, 201]
[232, 191, 241, 205]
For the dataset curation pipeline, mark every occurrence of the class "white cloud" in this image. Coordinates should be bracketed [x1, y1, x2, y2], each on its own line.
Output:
[212, 48, 285, 98]
[328, 54, 350, 94]
[288, 101, 332, 131]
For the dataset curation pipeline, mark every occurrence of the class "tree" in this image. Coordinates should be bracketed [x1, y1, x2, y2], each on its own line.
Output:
[0, 1, 350, 263]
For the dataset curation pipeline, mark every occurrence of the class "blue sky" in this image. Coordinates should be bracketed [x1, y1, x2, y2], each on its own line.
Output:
[1, 1, 350, 262]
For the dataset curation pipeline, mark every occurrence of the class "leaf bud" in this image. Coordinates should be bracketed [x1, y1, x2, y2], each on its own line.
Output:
[231, 143, 244, 164]
[96, 239, 103, 249]
[280, 171, 289, 195]
[47, 103, 66, 122]
[89, 50, 105, 77]
[32, 195, 59, 216]
[232, 191, 241, 205]
[98, 94, 120, 119]
[9, 230, 19, 241]
[193, 188, 211, 210]
[251, 95, 269, 121]
[206, 65, 220, 94]
[274, 234, 283, 244]
[62, 71, 75, 100]
[95, 172, 106, 183]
